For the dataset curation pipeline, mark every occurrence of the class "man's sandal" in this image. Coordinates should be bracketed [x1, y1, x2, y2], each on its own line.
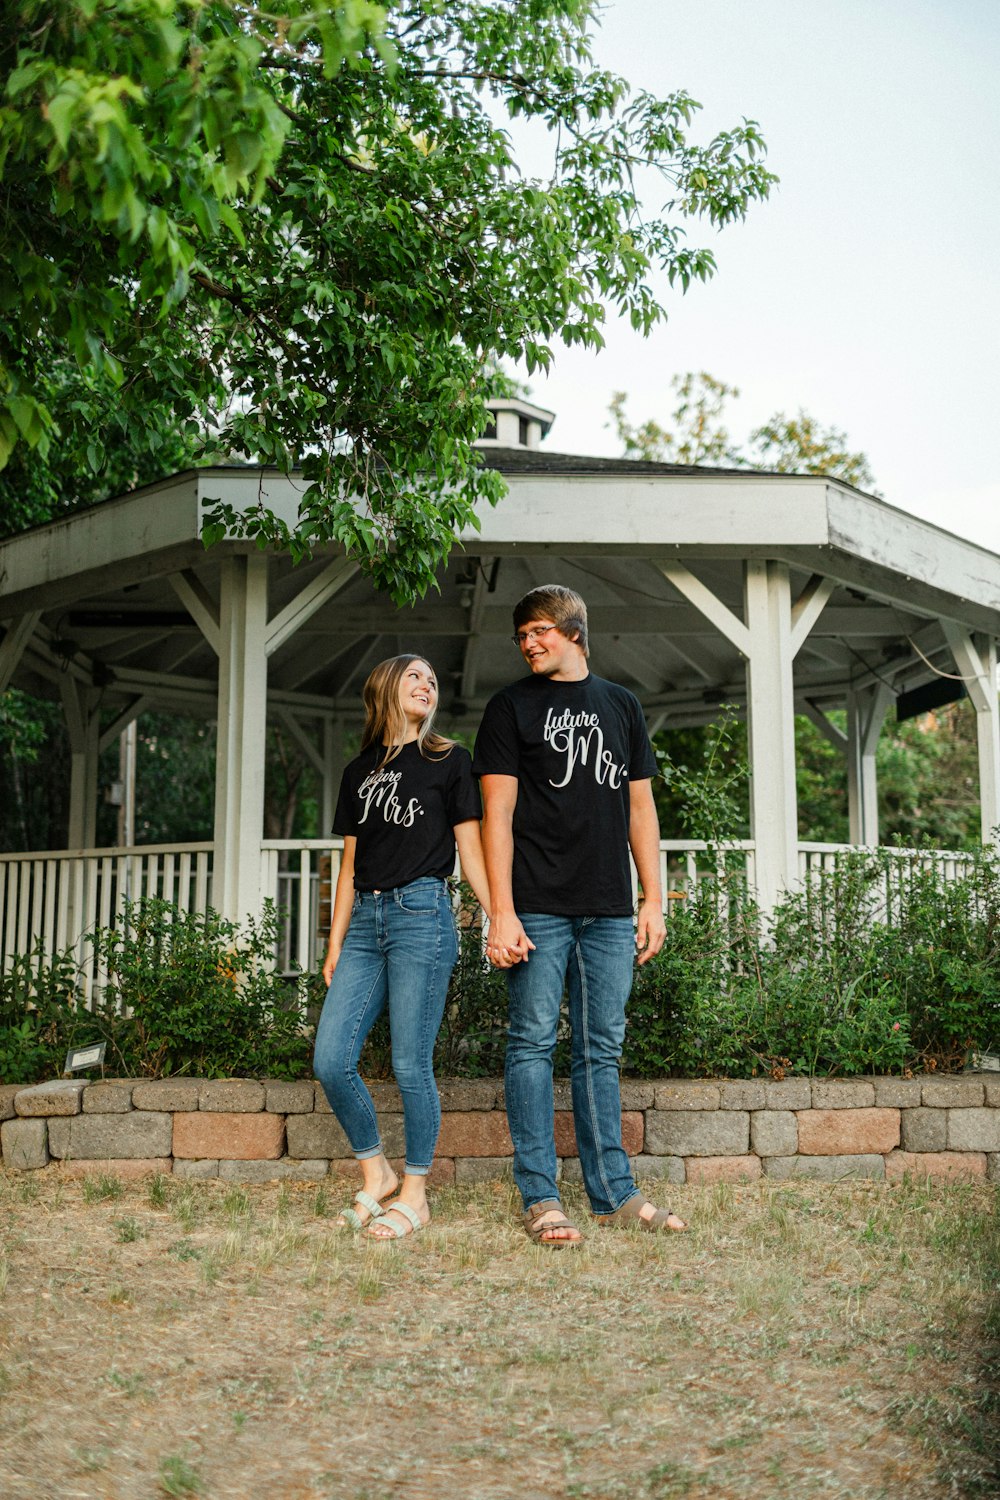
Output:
[523, 1198, 584, 1248]
[366, 1201, 424, 1241]
[337, 1190, 389, 1231]
[594, 1195, 687, 1233]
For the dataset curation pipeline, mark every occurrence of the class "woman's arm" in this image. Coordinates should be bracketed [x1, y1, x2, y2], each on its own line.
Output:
[322, 837, 357, 987]
[454, 819, 492, 917]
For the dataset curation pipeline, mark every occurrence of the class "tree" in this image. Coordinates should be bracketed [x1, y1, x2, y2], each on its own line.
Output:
[2, 1, 776, 600]
[610, 372, 875, 489]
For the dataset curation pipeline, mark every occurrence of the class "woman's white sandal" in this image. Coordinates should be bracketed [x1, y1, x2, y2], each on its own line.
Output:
[338, 1190, 388, 1231]
[366, 1201, 424, 1240]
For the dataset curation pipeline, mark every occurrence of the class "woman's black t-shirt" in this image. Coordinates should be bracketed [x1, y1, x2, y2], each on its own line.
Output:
[471, 673, 658, 917]
[333, 741, 481, 891]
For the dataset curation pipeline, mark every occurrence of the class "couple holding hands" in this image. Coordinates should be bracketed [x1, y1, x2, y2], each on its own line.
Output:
[313, 584, 686, 1246]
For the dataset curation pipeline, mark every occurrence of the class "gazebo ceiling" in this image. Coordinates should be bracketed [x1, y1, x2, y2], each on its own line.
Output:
[4, 451, 1000, 732]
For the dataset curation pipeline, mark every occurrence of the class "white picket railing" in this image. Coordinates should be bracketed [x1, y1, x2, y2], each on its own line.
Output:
[0, 836, 983, 994]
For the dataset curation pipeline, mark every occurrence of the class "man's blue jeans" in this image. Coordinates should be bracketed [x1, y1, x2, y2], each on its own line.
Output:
[504, 913, 638, 1216]
[313, 878, 458, 1175]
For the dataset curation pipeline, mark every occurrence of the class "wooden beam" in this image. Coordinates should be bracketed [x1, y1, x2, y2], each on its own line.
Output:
[98, 695, 153, 754]
[790, 574, 836, 657]
[0, 611, 41, 692]
[656, 562, 752, 657]
[265, 557, 357, 658]
[168, 569, 221, 655]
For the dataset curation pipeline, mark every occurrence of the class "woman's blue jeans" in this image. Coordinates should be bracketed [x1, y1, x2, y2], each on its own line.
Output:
[504, 913, 638, 1217]
[313, 878, 458, 1175]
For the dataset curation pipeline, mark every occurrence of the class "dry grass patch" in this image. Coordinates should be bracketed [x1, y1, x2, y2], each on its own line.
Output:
[0, 1170, 997, 1499]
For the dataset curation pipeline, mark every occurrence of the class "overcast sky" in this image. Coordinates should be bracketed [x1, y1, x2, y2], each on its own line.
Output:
[515, 0, 1000, 552]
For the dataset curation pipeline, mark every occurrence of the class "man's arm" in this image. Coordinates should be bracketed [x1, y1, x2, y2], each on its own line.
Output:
[480, 773, 535, 966]
[629, 779, 666, 965]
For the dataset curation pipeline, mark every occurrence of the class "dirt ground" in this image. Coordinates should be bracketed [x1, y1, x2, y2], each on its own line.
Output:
[0, 1169, 997, 1500]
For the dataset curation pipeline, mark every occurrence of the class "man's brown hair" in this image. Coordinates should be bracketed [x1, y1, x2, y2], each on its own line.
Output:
[512, 585, 589, 657]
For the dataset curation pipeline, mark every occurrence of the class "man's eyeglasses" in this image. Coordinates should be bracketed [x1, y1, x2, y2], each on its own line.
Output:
[512, 624, 560, 647]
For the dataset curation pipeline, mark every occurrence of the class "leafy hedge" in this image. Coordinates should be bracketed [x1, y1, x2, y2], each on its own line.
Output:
[2, 851, 999, 1086]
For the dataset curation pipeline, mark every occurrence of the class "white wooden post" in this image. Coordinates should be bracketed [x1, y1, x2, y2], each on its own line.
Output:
[744, 560, 798, 918]
[322, 717, 346, 835]
[846, 683, 893, 845]
[59, 676, 100, 848]
[942, 624, 1000, 845]
[214, 554, 269, 924]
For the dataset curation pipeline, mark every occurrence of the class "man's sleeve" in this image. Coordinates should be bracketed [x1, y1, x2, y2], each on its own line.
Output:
[471, 692, 520, 778]
[627, 694, 659, 781]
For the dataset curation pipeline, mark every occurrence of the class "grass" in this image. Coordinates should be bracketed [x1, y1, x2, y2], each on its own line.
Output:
[0, 1170, 997, 1499]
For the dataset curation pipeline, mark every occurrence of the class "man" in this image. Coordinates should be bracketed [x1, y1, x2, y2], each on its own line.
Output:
[473, 584, 686, 1245]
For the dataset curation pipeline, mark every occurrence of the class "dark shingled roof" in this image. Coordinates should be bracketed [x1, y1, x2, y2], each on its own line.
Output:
[478, 446, 790, 479]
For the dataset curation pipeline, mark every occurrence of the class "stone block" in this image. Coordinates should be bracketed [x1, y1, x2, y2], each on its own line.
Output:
[718, 1081, 766, 1110]
[131, 1080, 202, 1112]
[172, 1112, 284, 1160]
[552, 1111, 643, 1159]
[198, 1080, 265, 1113]
[921, 1078, 984, 1108]
[48, 1111, 172, 1160]
[884, 1151, 986, 1183]
[988, 1154, 1000, 1183]
[14, 1081, 85, 1117]
[811, 1080, 876, 1109]
[219, 1158, 329, 1183]
[764, 1154, 885, 1181]
[764, 1079, 811, 1110]
[873, 1078, 923, 1107]
[436, 1112, 513, 1158]
[685, 1155, 762, 1184]
[263, 1080, 315, 1114]
[313, 1082, 334, 1113]
[646, 1109, 749, 1157]
[900, 1108, 947, 1153]
[173, 1159, 219, 1180]
[367, 1082, 403, 1111]
[82, 1083, 134, 1114]
[631, 1154, 685, 1185]
[286, 1114, 351, 1159]
[2, 1118, 49, 1170]
[983, 1079, 1000, 1107]
[619, 1082, 657, 1110]
[455, 1156, 514, 1183]
[60, 1158, 172, 1180]
[796, 1108, 899, 1155]
[750, 1110, 797, 1157]
[0, 1084, 22, 1122]
[653, 1082, 721, 1110]
[947, 1107, 1000, 1152]
[437, 1079, 501, 1111]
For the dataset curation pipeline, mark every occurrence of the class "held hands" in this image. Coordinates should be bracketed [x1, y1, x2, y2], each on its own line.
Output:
[486, 914, 536, 968]
[635, 897, 666, 966]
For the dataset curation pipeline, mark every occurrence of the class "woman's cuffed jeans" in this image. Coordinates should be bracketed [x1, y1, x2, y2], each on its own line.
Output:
[313, 878, 458, 1176]
[504, 913, 637, 1217]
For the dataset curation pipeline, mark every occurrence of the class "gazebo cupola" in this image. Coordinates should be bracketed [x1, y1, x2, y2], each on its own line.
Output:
[476, 397, 555, 451]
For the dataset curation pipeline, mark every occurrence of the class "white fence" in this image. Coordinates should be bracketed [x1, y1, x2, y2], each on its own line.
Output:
[0, 837, 983, 995]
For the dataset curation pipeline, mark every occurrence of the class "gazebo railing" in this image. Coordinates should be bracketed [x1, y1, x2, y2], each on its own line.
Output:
[0, 837, 982, 994]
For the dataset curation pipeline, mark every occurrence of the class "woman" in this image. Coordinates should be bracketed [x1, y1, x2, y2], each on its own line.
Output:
[314, 655, 490, 1241]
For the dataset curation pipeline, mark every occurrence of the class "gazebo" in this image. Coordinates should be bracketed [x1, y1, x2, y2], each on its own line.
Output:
[3, 397, 999, 981]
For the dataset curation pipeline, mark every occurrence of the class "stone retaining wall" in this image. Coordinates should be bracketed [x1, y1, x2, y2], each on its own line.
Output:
[3, 1076, 999, 1184]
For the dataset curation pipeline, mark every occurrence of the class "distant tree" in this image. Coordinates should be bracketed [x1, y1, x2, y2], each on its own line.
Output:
[610, 372, 875, 488]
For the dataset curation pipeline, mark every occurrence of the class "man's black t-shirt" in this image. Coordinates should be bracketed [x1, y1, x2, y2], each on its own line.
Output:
[472, 673, 658, 916]
[333, 741, 481, 891]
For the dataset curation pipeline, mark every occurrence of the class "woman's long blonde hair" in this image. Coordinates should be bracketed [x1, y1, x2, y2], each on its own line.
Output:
[360, 655, 455, 767]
